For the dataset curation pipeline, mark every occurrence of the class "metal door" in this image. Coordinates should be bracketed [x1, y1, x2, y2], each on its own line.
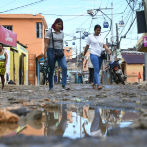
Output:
[28, 54, 36, 85]
[14, 51, 19, 85]
[21, 54, 24, 85]
[24, 56, 26, 85]
[10, 50, 14, 82]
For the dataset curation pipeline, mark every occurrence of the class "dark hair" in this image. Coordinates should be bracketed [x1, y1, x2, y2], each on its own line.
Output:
[52, 18, 63, 30]
[94, 25, 101, 31]
[0, 43, 3, 47]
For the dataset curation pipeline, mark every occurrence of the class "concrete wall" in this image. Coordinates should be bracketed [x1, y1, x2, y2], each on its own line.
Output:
[0, 15, 47, 57]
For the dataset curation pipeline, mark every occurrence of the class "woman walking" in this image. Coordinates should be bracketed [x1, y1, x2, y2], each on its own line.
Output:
[0, 43, 8, 89]
[44, 18, 69, 91]
[83, 25, 112, 90]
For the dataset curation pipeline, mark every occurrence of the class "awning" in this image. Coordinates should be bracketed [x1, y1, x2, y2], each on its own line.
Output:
[0, 25, 17, 47]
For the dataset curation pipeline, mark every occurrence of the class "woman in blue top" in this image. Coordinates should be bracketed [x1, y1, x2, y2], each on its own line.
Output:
[0, 43, 8, 89]
[83, 25, 112, 90]
[44, 18, 69, 91]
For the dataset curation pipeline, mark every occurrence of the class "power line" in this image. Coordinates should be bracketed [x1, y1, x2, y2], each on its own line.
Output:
[88, 18, 93, 33]
[126, 0, 135, 12]
[64, 17, 91, 37]
[41, 13, 89, 16]
[0, 0, 46, 13]
[40, 12, 129, 17]
[0, 0, 16, 8]
[64, 13, 87, 22]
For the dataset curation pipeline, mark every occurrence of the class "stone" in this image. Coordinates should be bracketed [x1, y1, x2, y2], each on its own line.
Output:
[9, 108, 30, 116]
[136, 101, 141, 104]
[0, 110, 19, 123]
[43, 98, 51, 101]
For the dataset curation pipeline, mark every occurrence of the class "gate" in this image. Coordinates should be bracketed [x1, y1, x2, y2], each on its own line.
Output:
[10, 49, 19, 85]
[28, 54, 36, 85]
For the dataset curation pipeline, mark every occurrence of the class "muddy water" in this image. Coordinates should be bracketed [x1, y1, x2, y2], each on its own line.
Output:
[1, 105, 140, 139]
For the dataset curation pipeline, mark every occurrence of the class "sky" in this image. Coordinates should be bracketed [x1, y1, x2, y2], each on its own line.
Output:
[0, 0, 143, 55]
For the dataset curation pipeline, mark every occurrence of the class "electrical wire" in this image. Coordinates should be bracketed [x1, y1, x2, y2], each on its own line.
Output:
[119, 16, 137, 47]
[126, 0, 135, 13]
[64, 13, 87, 22]
[64, 16, 91, 37]
[0, 0, 46, 13]
[119, 9, 134, 37]
[88, 18, 93, 33]
[41, 13, 89, 16]
[0, 0, 16, 8]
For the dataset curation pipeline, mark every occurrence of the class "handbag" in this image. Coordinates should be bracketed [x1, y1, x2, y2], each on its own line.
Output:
[94, 35, 107, 60]
[101, 51, 107, 60]
[51, 29, 64, 58]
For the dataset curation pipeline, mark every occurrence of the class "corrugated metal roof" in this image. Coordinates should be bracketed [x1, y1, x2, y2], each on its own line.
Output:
[122, 53, 145, 64]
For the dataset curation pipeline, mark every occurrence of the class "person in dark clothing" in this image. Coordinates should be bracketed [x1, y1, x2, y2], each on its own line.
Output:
[44, 104, 67, 136]
[84, 54, 94, 84]
[83, 108, 107, 137]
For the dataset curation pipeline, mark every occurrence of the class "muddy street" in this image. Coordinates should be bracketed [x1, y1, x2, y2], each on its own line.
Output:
[0, 83, 147, 146]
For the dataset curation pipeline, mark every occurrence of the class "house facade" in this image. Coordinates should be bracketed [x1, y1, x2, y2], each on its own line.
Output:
[0, 14, 48, 85]
[121, 52, 145, 83]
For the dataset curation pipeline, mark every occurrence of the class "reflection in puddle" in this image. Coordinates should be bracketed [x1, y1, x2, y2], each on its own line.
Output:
[2, 105, 140, 139]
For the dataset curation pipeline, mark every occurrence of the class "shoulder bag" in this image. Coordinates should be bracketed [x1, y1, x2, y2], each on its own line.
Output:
[51, 29, 64, 58]
[94, 35, 107, 60]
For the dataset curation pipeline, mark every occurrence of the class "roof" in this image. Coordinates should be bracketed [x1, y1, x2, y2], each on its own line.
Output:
[122, 52, 145, 64]
[0, 14, 48, 29]
[17, 41, 27, 48]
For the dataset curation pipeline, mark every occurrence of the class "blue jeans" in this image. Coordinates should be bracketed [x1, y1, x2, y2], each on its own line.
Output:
[47, 48, 67, 89]
[90, 53, 103, 85]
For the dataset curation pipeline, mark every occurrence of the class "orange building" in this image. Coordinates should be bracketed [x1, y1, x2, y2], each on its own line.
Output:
[0, 14, 48, 85]
[64, 47, 73, 60]
[121, 52, 145, 83]
[83, 50, 91, 72]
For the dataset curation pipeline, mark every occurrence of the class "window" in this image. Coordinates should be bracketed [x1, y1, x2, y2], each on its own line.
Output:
[36, 22, 42, 38]
[3, 26, 13, 31]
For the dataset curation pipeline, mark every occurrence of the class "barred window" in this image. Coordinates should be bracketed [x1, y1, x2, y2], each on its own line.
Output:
[3, 26, 13, 31]
[36, 22, 42, 38]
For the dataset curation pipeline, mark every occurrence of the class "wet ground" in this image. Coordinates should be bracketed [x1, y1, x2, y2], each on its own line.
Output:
[0, 83, 147, 146]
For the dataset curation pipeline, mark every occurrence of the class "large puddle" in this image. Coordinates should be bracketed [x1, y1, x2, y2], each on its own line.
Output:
[1, 105, 140, 139]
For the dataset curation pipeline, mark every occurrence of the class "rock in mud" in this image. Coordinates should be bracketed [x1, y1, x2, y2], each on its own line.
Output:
[0, 110, 19, 123]
[9, 108, 30, 116]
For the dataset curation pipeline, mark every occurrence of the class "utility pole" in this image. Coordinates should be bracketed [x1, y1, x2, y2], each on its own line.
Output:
[143, 0, 147, 81]
[111, 2, 114, 62]
[80, 32, 81, 54]
[76, 46, 78, 84]
[116, 23, 119, 49]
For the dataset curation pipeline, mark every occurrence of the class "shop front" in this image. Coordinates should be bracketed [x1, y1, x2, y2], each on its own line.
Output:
[0, 25, 17, 84]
